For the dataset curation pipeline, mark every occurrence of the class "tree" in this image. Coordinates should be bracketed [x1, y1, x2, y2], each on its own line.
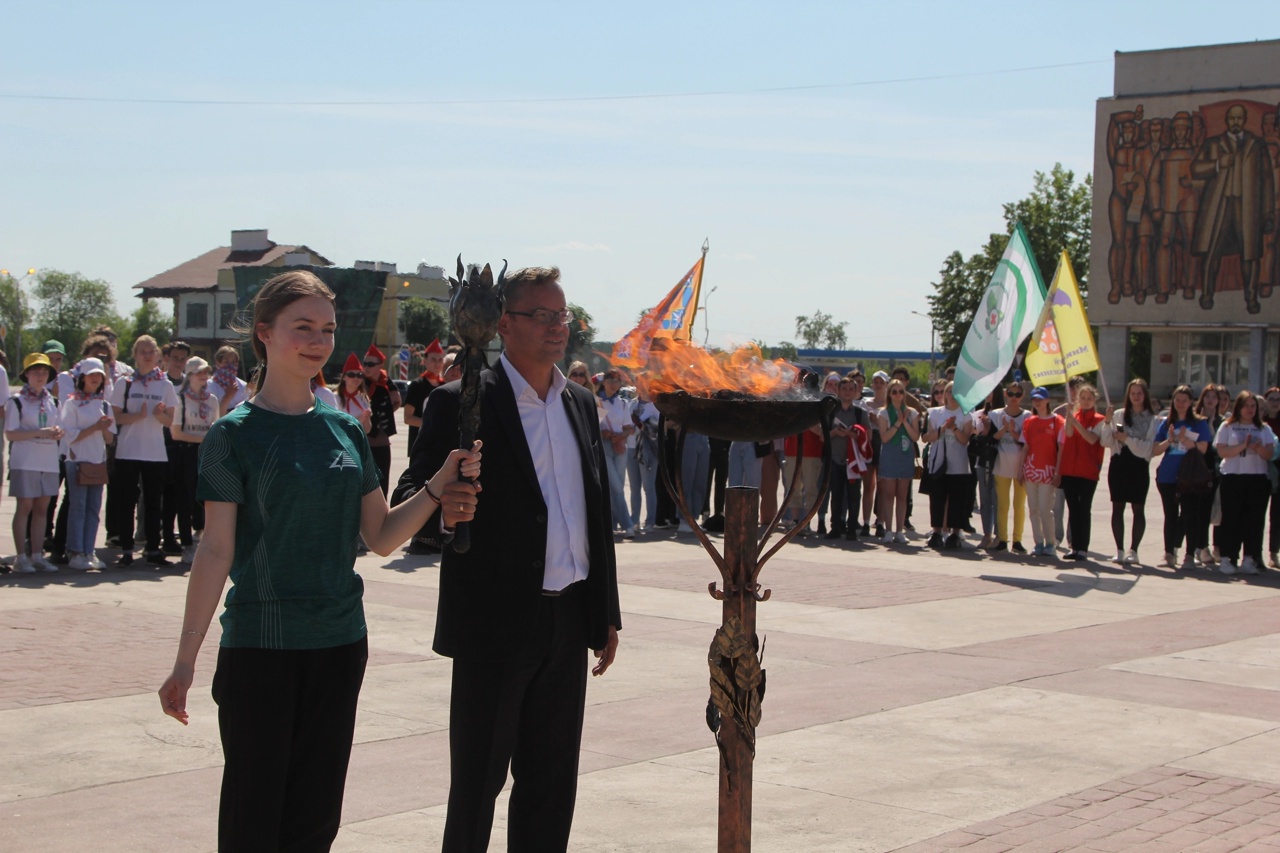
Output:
[794, 311, 848, 349]
[122, 299, 174, 356]
[564, 302, 597, 367]
[398, 298, 451, 347]
[928, 163, 1092, 367]
[32, 270, 117, 360]
[0, 271, 31, 366]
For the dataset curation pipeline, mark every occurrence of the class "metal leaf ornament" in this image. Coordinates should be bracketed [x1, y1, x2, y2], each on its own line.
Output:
[706, 615, 766, 788]
[447, 255, 506, 554]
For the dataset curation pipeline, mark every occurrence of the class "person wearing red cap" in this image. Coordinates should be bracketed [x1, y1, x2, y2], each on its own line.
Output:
[403, 338, 445, 456]
[361, 344, 401, 496]
[335, 353, 373, 433]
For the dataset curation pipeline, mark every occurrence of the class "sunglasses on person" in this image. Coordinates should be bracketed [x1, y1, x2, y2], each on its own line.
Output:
[569, 371, 588, 379]
[363, 360, 381, 368]
[1007, 390, 1023, 398]
[344, 371, 363, 378]
[890, 390, 905, 396]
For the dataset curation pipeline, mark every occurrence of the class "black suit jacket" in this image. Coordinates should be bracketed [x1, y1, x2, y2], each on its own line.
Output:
[392, 360, 621, 659]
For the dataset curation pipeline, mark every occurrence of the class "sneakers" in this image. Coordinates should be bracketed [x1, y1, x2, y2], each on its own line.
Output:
[115, 553, 135, 568]
[1064, 550, 1086, 561]
[817, 521, 827, 536]
[1181, 552, 1197, 570]
[677, 521, 693, 534]
[1219, 557, 1236, 576]
[978, 535, 994, 549]
[87, 554, 107, 570]
[1034, 543, 1056, 558]
[894, 531, 908, 545]
[182, 546, 198, 564]
[14, 555, 36, 574]
[1197, 548, 1214, 567]
[145, 550, 171, 566]
[1164, 550, 1179, 568]
[161, 540, 184, 556]
[845, 528, 859, 542]
[861, 522, 871, 537]
[943, 532, 962, 551]
[875, 523, 886, 540]
[31, 555, 59, 573]
[67, 553, 92, 571]
[1239, 556, 1259, 575]
[926, 531, 944, 550]
[1011, 542, 1027, 554]
[622, 528, 636, 540]
[1124, 549, 1139, 565]
[825, 529, 843, 540]
[881, 529, 895, 545]
[1114, 550, 1125, 564]
[991, 540, 1008, 552]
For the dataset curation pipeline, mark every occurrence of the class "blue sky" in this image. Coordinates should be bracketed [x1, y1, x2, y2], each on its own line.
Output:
[1, 1, 1274, 352]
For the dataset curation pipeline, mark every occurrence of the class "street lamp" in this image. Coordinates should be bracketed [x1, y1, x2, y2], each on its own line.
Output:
[701, 285, 719, 347]
[910, 310, 937, 382]
[0, 267, 36, 373]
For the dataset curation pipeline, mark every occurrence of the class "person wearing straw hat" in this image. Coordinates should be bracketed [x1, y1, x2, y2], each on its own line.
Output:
[5, 353, 65, 573]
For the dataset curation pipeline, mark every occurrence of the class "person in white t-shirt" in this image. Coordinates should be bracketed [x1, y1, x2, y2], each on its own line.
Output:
[109, 335, 179, 567]
[1213, 390, 1277, 575]
[5, 353, 65, 573]
[311, 369, 339, 410]
[171, 356, 222, 563]
[922, 381, 973, 551]
[60, 357, 116, 571]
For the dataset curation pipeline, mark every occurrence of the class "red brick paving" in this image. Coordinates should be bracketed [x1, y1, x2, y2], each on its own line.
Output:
[891, 767, 1280, 852]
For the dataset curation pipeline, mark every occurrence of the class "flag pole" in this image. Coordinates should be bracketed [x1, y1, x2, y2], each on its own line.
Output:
[684, 238, 710, 342]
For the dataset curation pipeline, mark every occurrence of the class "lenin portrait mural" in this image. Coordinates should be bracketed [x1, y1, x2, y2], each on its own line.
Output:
[1091, 96, 1280, 324]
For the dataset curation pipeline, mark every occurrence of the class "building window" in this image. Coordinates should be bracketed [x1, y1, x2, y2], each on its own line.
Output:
[1177, 331, 1251, 389]
[1268, 333, 1279, 391]
[220, 304, 237, 330]
[186, 302, 208, 330]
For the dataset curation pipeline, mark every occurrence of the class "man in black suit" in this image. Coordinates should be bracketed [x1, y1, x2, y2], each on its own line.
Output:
[392, 266, 621, 853]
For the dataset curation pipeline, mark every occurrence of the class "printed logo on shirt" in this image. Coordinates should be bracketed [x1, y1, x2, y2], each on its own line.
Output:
[329, 449, 359, 471]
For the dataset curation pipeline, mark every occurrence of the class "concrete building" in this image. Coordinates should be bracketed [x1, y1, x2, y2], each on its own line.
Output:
[1091, 40, 1280, 398]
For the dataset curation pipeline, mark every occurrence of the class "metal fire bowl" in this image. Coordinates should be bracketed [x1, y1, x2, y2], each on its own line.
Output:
[654, 391, 838, 442]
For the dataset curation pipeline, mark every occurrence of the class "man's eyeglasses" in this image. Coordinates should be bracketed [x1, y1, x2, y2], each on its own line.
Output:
[505, 308, 572, 326]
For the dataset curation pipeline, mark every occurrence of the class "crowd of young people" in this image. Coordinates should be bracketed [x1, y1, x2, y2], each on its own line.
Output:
[593, 363, 1280, 574]
[0, 327, 416, 573]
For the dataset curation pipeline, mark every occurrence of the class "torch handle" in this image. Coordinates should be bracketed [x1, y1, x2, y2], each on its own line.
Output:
[452, 430, 476, 554]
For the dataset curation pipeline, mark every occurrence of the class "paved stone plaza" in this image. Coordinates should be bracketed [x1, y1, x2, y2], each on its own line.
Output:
[3, 433, 1279, 852]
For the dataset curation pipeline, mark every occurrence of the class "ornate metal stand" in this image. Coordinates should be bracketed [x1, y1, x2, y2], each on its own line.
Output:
[657, 411, 834, 853]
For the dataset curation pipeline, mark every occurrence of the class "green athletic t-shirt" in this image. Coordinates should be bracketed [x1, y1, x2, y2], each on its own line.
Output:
[197, 400, 381, 649]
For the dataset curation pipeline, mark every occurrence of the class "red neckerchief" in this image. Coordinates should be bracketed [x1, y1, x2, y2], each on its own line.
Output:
[184, 384, 212, 421]
[74, 387, 106, 407]
[365, 369, 390, 393]
[136, 366, 164, 386]
[419, 370, 442, 385]
[212, 364, 239, 393]
[21, 385, 51, 405]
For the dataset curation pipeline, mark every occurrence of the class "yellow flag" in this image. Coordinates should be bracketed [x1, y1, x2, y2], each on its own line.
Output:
[1025, 252, 1098, 385]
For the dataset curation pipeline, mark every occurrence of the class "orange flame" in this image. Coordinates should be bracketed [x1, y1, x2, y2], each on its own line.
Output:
[630, 339, 800, 398]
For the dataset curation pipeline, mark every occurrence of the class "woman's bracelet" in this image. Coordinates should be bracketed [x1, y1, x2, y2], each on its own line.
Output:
[423, 482, 443, 505]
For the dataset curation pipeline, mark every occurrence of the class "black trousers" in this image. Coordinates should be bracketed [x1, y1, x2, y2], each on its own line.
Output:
[929, 473, 972, 530]
[1271, 485, 1280, 556]
[442, 586, 590, 853]
[172, 442, 203, 546]
[1219, 474, 1270, 563]
[213, 637, 368, 853]
[112, 458, 166, 553]
[654, 430, 680, 526]
[162, 439, 180, 545]
[828, 462, 859, 534]
[1060, 475, 1099, 554]
[1157, 481, 1208, 553]
[370, 443, 391, 497]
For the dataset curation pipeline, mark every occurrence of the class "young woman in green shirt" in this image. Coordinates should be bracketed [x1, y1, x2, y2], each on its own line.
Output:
[158, 270, 481, 851]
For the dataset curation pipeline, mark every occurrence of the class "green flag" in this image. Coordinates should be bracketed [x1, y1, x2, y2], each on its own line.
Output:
[952, 222, 1046, 412]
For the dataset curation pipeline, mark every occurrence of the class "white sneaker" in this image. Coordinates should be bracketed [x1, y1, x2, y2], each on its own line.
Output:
[32, 555, 59, 573]
[1239, 556, 1259, 575]
[882, 530, 895, 545]
[1164, 551, 1178, 568]
[87, 554, 107, 570]
[1181, 552, 1197, 570]
[894, 531, 908, 544]
[14, 556, 36, 574]
[182, 546, 198, 564]
[67, 553, 92, 571]
[1114, 550, 1125, 564]
[1124, 549, 1139, 565]
[1219, 558, 1236, 575]
[678, 522, 693, 534]
[1198, 548, 1214, 567]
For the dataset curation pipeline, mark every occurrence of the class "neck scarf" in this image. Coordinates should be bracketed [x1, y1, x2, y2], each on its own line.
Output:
[21, 385, 50, 405]
[212, 364, 239, 393]
[135, 366, 164, 386]
[74, 385, 106, 407]
[184, 383, 212, 421]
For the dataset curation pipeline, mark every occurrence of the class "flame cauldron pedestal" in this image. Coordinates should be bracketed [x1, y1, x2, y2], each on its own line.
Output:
[655, 391, 838, 853]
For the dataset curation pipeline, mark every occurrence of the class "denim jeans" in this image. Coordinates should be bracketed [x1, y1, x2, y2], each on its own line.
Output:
[604, 444, 631, 531]
[975, 465, 997, 537]
[680, 432, 711, 520]
[627, 445, 657, 528]
[64, 460, 105, 555]
[727, 442, 761, 489]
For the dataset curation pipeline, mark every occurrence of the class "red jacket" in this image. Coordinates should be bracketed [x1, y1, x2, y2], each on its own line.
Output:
[784, 430, 825, 458]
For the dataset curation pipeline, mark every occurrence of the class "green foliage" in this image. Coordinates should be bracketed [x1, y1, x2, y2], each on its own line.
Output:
[397, 298, 451, 347]
[0, 272, 32, 367]
[120, 300, 174, 356]
[794, 311, 848, 349]
[1128, 331, 1152, 384]
[564, 303, 597, 367]
[32, 270, 117, 360]
[768, 341, 798, 361]
[928, 163, 1092, 367]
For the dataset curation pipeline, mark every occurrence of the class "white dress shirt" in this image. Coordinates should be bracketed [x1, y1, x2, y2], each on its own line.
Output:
[500, 353, 590, 592]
